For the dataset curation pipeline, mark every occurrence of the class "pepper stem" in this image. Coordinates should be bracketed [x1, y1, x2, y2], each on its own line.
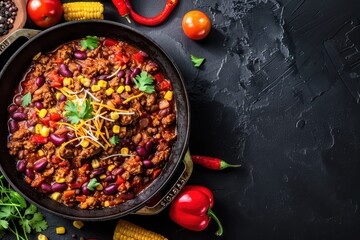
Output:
[220, 160, 241, 170]
[207, 208, 223, 236]
[125, 15, 132, 23]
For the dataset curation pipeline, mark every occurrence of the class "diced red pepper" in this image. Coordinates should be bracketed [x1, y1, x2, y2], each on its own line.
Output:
[50, 113, 62, 121]
[70, 182, 82, 189]
[154, 73, 164, 83]
[40, 116, 50, 126]
[46, 70, 64, 88]
[159, 80, 171, 91]
[30, 134, 48, 144]
[133, 52, 144, 64]
[152, 169, 162, 179]
[115, 175, 125, 185]
[75, 195, 87, 202]
[103, 38, 118, 47]
[62, 190, 76, 200]
[49, 121, 58, 128]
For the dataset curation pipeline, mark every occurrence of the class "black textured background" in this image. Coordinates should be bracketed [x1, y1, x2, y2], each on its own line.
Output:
[2, 0, 360, 239]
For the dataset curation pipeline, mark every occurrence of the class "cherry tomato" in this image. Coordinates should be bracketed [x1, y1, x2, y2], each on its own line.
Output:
[182, 10, 211, 40]
[27, 0, 63, 28]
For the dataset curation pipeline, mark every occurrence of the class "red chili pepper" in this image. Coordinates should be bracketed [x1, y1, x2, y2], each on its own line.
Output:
[112, 0, 131, 23]
[191, 155, 241, 170]
[169, 185, 223, 236]
[30, 134, 48, 144]
[124, 0, 178, 26]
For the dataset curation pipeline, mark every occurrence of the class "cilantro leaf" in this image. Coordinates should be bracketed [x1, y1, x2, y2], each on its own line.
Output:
[24, 204, 37, 216]
[80, 36, 98, 50]
[87, 178, 100, 191]
[191, 55, 205, 67]
[29, 212, 47, 232]
[0, 220, 8, 229]
[134, 71, 155, 94]
[65, 99, 94, 124]
[21, 92, 32, 107]
[109, 135, 119, 145]
[10, 191, 27, 209]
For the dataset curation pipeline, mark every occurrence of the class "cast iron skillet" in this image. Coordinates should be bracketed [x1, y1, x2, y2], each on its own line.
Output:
[0, 20, 191, 221]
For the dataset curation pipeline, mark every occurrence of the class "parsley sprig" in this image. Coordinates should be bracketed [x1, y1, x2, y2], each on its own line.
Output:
[0, 174, 48, 240]
[65, 99, 94, 124]
[80, 36, 99, 50]
[109, 135, 119, 145]
[134, 71, 155, 94]
[87, 178, 100, 191]
[191, 55, 205, 67]
[21, 92, 32, 107]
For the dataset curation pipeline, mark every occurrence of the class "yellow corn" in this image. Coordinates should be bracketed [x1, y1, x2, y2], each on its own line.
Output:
[51, 192, 61, 201]
[113, 219, 168, 240]
[91, 85, 101, 92]
[112, 125, 120, 134]
[164, 91, 173, 101]
[40, 126, 50, 137]
[48, 108, 57, 113]
[99, 174, 106, 180]
[55, 177, 66, 183]
[117, 85, 125, 94]
[125, 85, 131, 92]
[96, 184, 103, 191]
[91, 159, 100, 169]
[56, 92, 62, 100]
[63, 2, 104, 21]
[104, 200, 110, 207]
[120, 147, 129, 155]
[63, 77, 73, 86]
[35, 124, 43, 134]
[73, 220, 84, 230]
[110, 112, 119, 120]
[106, 88, 115, 96]
[98, 80, 107, 88]
[107, 164, 116, 172]
[81, 140, 90, 148]
[55, 226, 66, 235]
[38, 109, 48, 118]
[37, 234, 48, 240]
[38, 149, 45, 157]
[80, 76, 91, 87]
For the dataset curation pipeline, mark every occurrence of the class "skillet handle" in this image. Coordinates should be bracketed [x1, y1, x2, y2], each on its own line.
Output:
[0, 29, 41, 56]
[134, 149, 193, 215]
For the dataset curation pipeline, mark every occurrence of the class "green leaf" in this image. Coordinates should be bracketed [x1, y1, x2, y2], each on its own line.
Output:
[191, 55, 205, 67]
[10, 191, 27, 209]
[109, 135, 119, 145]
[33, 219, 48, 232]
[134, 71, 155, 94]
[19, 218, 31, 233]
[21, 92, 32, 107]
[0, 220, 8, 229]
[29, 212, 48, 232]
[24, 204, 37, 216]
[87, 178, 100, 191]
[65, 99, 94, 124]
[80, 36, 98, 50]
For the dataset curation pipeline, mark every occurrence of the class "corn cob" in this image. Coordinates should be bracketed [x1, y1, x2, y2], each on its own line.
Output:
[113, 219, 168, 240]
[63, 2, 104, 21]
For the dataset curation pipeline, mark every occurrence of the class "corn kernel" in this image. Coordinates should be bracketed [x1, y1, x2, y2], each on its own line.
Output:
[81, 77, 91, 87]
[63, 77, 73, 86]
[121, 147, 129, 155]
[96, 184, 103, 191]
[56, 92, 62, 100]
[38, 149, 45, 157]
[91, 85, 101, 92]
[125, 85, 131, 92]
[48, 108, 57, 113]
[51, 192, 61, 201]
[121, 64, 127, 70]
[91, 159, 100, 169]
[55, 177, 66, 183]
[38, 109, 48, 118]
[37, 234, 48, 240]
[120, 126, 127, 135]
[105, 88, 114, 96]
[99, 174, 106, 180]
[73, 220, 84, 230]
[107, 164, 116, 172]
[40, 126, 50, 137]
[116, 85, 125, 94]
[164, 91, 173, 101]
[35, 124, 43, 134]
[81, 140, 90, 148]
[98, 80, 107, 88]
[110, 112, 119, 120]
[112, 125, 120, 134]
[55, 226, 66, 235]
[104, 200, 110, 207]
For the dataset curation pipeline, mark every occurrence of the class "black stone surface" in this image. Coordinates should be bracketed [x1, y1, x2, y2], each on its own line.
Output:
[2, 0, 360, 239]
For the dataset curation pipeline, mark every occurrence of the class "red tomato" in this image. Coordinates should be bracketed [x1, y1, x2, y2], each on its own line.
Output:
[182, 10, 211, 40]
[27, 0, 63, 28]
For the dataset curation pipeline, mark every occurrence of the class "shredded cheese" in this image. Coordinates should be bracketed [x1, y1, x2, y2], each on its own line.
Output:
[122, 92, 144, 104]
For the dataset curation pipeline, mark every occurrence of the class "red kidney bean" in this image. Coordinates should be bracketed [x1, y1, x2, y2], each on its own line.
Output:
[8, 104, 18, 113]
[125, 69, 131, 76]
[98, 74, 108, 80]
[148, 61, 159, 68]
[27, 119, 37, 127]
[25, 169, 35, 180]
[17, 150, 24, 160]
[148, 154, 155, 161]
[104, 184, 118, 195]
[40, 182, 52, 193]
[104, 175, 115, 182]
[136, 146, 148, 158]
[125, 76, 131, 85]
[8, 120, 19, 133]
[16, 160, 26, 172]
[33, 158, 48, 172]
[142, 160, 153, 168]
[118, 70, 125, 78]
[74, 50, 87, 60]
[12, 112, 27, 121]
[112, 167, 124, 176]
[51, 183, 67, 192]
[82, 182, 91, 195]
[131, 68, 141, 78]
[139, 51, 149, 58]
[77, 64, 82, 71]
[35, 102, 43, 109]
[14, 95, 22, 106]
[66, 132, 75, 141]
[91, 168, 105, 176]
[145, 141, 154, 152]
[120, 192, 135, 200]
[58, 94, 67, 102]
[49, 134, 66, 146]
[35, 76, 45, 87]
[159, 108, 170, 117]
[59, 64, 73, 77]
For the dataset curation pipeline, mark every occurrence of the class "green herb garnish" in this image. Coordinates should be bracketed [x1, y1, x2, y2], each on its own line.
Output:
[64, 99, 94, 124]
[21, 92, 32, 107]
[134, 71, 155, 94]
[191, 55, 205, 67]
[0, 174, 48, 239]
[109, 135, 119, 145]
[87, 178, 100, 191]
[80, 36, 98, 50]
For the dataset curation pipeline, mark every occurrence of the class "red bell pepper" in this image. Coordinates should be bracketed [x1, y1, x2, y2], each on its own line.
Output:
[169, 185, 223, 236]
[30, 134, 48, 144]
[133, 52, 144, 64]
